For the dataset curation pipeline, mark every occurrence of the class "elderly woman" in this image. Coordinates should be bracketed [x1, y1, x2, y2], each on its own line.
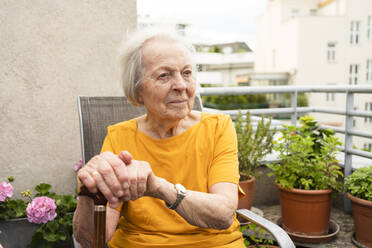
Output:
[73, 29, 245, 248]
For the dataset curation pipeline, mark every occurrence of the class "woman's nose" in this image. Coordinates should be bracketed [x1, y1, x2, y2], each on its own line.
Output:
[171, 73, 187, 91]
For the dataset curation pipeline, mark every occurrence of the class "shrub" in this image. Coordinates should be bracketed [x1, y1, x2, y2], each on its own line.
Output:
[345, 166, 372, 201]
[235, 111, 276, 181]
[267, 116, 344, 194]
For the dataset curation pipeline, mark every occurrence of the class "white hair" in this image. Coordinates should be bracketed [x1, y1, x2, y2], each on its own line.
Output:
[118, 28, 197, 106]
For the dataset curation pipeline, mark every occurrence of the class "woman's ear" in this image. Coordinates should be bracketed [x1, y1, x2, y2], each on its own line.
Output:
[138, 95, 143, 104]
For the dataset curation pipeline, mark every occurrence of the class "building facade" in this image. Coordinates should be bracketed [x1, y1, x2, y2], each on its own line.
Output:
[255, 0, 372, 150]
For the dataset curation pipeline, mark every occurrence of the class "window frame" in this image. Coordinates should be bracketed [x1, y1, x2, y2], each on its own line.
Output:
[349, 64, 359, 85]
[367, 58, 372, 83]
[364, 102, 372, 123]
[327, 42, 336, 62]
[350, 20, 361, 45]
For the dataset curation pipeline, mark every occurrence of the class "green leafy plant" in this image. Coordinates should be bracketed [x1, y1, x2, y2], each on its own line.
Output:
[266, 116, 344, 194]
[235, 111, 276, 181]
[0, 177, 27, 220]
[239, 223, 275, 247]
[29, 183, 77, 248]
[201, 94, 269, 110]
[345, 166, 372, 201]
[0, 178, 77, 248]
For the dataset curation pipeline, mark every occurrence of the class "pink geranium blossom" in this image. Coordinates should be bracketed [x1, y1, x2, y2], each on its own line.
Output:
[0, 182, 14, 202]
[74, 159, 83, 172]
[26, 196, 57, 224]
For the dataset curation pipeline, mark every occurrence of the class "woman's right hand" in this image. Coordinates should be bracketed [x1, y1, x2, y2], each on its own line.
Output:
[77, 151, 156, 208]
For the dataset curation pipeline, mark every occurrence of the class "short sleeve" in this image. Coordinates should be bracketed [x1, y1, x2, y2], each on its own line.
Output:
[208, 115, 240, 189]
[100, 131, 114, 154]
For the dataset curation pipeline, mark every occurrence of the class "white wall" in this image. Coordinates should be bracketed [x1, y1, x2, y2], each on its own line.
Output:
[345, 0, 372, 149]
[280, 0, 318, 21]
[255, 1, 282, 72]
[318, 0, 347, 15]
[0, 0, 137, 196]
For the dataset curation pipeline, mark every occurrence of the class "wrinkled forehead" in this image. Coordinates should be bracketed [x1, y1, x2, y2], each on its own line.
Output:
[141, 36, 193, 68]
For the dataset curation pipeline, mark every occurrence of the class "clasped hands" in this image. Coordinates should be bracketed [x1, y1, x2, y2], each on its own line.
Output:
[77, 151, 159, 208]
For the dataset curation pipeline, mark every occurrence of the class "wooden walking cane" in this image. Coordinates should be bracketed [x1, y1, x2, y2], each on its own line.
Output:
[79, 186, 108, 248]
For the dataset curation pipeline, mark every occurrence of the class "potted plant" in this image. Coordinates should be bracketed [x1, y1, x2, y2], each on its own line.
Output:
[0, 176, 77, 248]
[266, 116, 343, 238]
[345, 165, 372, 247]
[235, 111, 276, 210]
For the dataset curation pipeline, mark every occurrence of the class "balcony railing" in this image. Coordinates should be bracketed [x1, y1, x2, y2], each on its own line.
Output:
[199, 84, 372, 212]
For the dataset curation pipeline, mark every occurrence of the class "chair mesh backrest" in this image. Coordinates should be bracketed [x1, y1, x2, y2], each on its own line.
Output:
[78, 95, 203, 164]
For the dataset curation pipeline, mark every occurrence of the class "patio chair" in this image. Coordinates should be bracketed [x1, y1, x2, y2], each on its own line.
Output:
[77, 95, 295, 248]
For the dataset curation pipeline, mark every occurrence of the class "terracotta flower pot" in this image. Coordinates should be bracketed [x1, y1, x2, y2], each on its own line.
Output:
[238, 176, 256, 210]
[347, 192, 372, 247]
[277, 184, 332, 236]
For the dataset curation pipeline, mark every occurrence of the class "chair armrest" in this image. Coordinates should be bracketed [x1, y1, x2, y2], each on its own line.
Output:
[236, 209, 295, 248]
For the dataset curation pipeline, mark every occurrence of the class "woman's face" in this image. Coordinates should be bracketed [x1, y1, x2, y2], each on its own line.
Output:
[139, 37, 196, 122]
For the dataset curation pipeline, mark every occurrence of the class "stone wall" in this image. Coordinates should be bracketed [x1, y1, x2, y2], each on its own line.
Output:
[0, 0, 137, 196]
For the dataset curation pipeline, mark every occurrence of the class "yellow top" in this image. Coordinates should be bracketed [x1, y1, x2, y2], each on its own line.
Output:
[102, 112, 245, 248]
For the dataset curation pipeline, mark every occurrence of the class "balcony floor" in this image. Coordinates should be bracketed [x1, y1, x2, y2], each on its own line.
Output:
[257, 205, 358, 248]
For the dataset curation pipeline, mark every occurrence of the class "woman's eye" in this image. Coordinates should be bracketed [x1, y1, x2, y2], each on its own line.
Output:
[158, 73, 169, 80]
[183, 70, 192, 77]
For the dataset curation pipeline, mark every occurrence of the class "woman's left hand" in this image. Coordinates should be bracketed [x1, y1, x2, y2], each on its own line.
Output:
[117, 152, 160, 202]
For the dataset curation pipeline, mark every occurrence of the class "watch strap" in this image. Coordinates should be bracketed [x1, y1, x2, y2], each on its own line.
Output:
[166, 184, 186, 210]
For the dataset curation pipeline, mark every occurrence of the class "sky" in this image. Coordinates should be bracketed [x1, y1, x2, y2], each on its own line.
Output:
[137, 0, 268, 50]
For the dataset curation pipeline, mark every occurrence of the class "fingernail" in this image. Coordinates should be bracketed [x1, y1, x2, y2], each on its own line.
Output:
[111, 196, 118, 202]
[117, 190, 124, 197]
[123, 182, 129, 189]
[123, 196, 130, 202]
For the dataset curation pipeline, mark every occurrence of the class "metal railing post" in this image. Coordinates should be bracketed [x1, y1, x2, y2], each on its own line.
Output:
[291, 90, 298, 124]
[344, 91, 354, 213]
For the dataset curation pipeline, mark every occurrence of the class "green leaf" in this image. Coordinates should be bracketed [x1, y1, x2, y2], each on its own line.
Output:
[266, 115, 344, 194]
[345, 166, 372, 201]
[235, 111, 276, 180]
[30, 231, 54, 248]
[35, 183, 52, 195]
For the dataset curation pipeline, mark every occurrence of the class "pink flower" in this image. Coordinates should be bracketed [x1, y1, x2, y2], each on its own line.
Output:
[26, 196, 57, 224]
[74, 159, 83, 172]
[0, 182, 14, 202]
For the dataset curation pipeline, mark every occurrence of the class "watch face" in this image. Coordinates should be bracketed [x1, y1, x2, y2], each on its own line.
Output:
[175, 184, 187, 194]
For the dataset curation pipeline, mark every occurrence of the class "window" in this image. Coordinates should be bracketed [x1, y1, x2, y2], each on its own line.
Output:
[327, 42, 336, 62]
[326, 92, 335, 102]
[350, 21, 360, 45]
[368, 16, 372, 40]
[349, 64, 359, 85]
[364, 102, 372, 123]
[367, 59, 372, 83]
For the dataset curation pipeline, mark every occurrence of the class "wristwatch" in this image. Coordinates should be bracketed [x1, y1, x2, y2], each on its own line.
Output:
[166, 184, 187, 210]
